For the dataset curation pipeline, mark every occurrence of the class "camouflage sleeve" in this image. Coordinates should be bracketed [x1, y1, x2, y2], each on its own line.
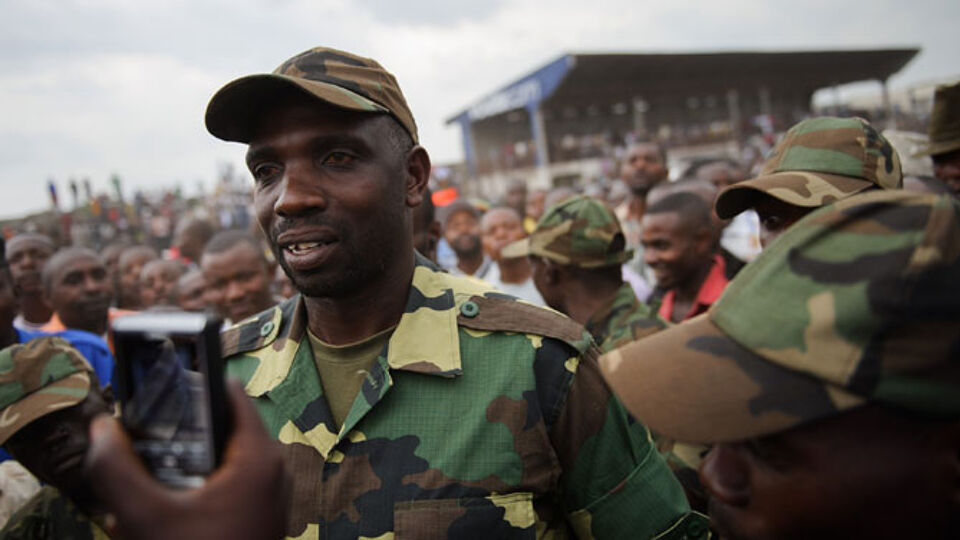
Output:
[546, 341, 707, 539]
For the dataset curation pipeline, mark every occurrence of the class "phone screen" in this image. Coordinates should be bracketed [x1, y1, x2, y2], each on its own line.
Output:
[123, 333, 214, 487]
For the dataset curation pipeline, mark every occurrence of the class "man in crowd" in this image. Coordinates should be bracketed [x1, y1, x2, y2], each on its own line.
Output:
[502, 179, 528, 221]
[0, 338, 112, 538]
[6, 233, 55, 331]
[116, 246, 158, 310]
[200, 230, 276, 324]
[41, 248, 112, 339]
[642, 192, 727, 323]
[139, 259, 186, 309]
[714, 116, 902, 247]
[617, 141, 670, 280]
[148, 45, 701, 538]
[600, 190, 960, 539]
[441, 200, 491, 277]
[481, 206, 545, 305]
[503, 195, 664, 351]
[524, 188, 546, 233]
[172, 217, 216, 267]
[916, 81, 960, 197]
[175, 269, 207, 312]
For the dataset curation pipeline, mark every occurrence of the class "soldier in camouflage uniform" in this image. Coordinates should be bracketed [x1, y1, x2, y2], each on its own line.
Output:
[0, 337, 111, 539]
[715, 116, 902, 247]
[600, 190, 960, 538]
[502, 195, 665, 352]
[204, 47, 706, 538]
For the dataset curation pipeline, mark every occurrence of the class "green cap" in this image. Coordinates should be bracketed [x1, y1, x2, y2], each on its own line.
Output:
[715, 116, 902, 219]
[914, 82, 960, 158]
[600, 190, 960, 444]
[501, 195, 632, 268]
[206, 46, 418, 144]
[0, 337, 94, 445]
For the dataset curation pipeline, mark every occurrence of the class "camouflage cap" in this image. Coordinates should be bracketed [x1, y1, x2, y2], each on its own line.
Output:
[600, 190, 960, 444]
[0, 337, 94, 445]
[914, 81, 960, 158]
[206, 46, 418, 144]
[501, 195, 632, 268]
[715, 116, 902, 219]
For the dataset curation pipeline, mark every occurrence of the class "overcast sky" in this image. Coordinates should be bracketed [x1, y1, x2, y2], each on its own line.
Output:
[1, 0, 957, 219]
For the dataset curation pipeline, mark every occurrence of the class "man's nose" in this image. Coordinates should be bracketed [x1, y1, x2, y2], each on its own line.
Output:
[699, 444, 751, 507]
[275, 163, 326, 216]
[225, 280, 245, 301]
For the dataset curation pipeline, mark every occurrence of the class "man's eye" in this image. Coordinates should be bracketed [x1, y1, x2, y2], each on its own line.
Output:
[323, 152, 355, 166]
[252, 164, 279, 182]
[761, 215, 783, 230]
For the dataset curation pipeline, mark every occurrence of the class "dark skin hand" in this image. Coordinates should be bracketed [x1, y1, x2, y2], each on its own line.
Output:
[85, 381, 290, 540]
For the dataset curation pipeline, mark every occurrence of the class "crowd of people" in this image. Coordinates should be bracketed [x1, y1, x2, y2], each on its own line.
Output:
[0, 44, 956, 539]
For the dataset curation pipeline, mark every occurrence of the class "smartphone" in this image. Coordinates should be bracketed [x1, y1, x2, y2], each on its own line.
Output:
[113, 312, 230, 488]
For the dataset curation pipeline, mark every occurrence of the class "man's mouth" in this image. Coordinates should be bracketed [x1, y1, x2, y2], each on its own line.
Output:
[284, 241, 333, 255]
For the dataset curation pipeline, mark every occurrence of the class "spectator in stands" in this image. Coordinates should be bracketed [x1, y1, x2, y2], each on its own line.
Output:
[411, 188, 441, 263]
[175, 269, 207, 312]
[523, 188, 546, 233]
[502, 179, 527, 220]
[139, 259, 185, 308]
[0, 339, 112, 537]
[441, 201, 490, 278]
[715, 117, 902, 248]
[6, 233, 55, 331]
[99, 240, 131, 309]
[642, 192, 727, 323]
[481, 207, 545, 306]
[172, 217, 216, 267]
[41, 248, 113, 339]
[916, 82, 960, 197]
[201, 231, 277, 324]
[116, 246, 158, 310]
[618, 142, 669, 282]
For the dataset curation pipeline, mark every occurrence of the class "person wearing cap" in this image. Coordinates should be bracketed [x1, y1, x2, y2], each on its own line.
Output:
[599, 190, 960, 539]
[165, 46, 702, 539]
[441, 199, 491, 277]
[0, 337, 112, 538]
[915, 81, 960, 197]
[715, 116, 902, 247]
[503, 195, 665, 352]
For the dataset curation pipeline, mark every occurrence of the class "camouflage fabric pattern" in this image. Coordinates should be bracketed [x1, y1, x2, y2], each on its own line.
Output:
[915, 81, 960, 157]
[0, 486, 108, 540]
[601, 190, 960, 444]
[221, 254, 706, 539]
[206, 46, 418, 144]
[585, 283, 666, 353]
[502, 195, 633, 268]
[0, 337, 93, 445]
[715, 116, 902, 218]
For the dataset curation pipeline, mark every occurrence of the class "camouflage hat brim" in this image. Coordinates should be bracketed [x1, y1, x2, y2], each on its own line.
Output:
[715, 171, 873, 219]
[912, 137, 960, 158]
[500, 238, 531, 260]
[0, 371, 91, 446]
[598, 313, 866, 444]
[205, 74, 390, 143]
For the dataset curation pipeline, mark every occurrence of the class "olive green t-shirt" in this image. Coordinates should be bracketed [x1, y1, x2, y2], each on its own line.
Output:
[307, 326, 394, 429]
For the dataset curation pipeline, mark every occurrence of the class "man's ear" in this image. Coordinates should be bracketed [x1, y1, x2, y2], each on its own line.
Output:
[404, 146, 431, 209]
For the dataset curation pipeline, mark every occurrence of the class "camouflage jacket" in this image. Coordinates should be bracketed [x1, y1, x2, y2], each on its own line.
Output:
[0, 487, 108, 540]
[585, 284, 667, 353]
[221, 257, 706, 539]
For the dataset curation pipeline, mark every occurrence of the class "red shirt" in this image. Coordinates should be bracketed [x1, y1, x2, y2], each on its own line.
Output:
[658, 255, 729, 323]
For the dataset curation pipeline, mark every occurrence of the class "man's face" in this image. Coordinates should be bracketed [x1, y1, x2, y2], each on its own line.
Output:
[641, 211, 709, 290]
[119, 253, 155, 306]
[621, 143, 668, 193]
[201, 243, 274, 322]
[481, 208, 526, 262]
[526, 190, 546, 221]
[47, 255, 111, 333]
[444, 210, 482, 259]
[176, 272, 207, 312]
[932, 149, 960, 196]
[504, 186, 527, 216]
[699, 406, 959, 539]
[140, 261, 181, 307]
[246, 103, 411, 299]
[753, 196, 813, 248]
[6, 384, 111, 511]
[7, 236, 54, 296]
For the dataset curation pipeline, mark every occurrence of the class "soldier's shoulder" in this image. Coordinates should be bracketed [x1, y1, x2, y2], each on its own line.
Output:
[220, 296, 298, 358]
